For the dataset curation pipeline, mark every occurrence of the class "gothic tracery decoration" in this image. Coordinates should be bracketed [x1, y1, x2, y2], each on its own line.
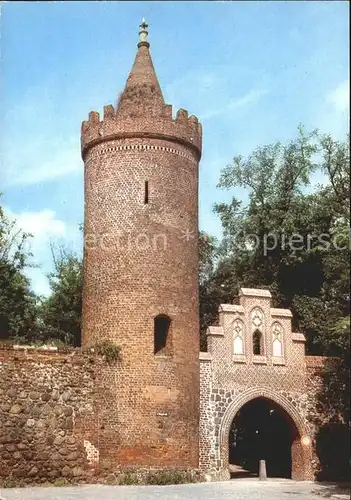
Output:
[251, 307, 264, 355]
[233, 319, 244, 355]
[272, 322, 283, 356]
[251, 307, 264, 330]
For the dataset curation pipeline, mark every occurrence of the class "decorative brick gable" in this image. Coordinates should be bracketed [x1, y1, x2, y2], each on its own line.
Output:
[199, 288, 325, 480]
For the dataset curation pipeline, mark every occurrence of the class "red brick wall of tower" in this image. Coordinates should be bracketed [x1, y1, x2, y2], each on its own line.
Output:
[80, 37, 202, 468]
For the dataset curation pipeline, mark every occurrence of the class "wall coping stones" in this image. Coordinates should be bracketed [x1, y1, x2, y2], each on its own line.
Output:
[199, 352, 212, 361]
[0, 345, 100, 364]
[12, 344, 58, 351]
[239, 288, 272, 298]
[0, 344, 95, 354]
[218, 304, 244, 313]
[292, 332, 307, 342]
[271, 308, 293, 317]
[206, 326, 224, 337]
[252, 355, 268, 365]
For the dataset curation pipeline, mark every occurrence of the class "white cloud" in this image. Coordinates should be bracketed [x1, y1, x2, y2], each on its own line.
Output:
[165, 68, 269, 122]
[202, 88, 268, 120]
[12, 209, 66, 238]
[25, 268, 52, 297]
[326, 80, 350, 113]
[5, 208, 72, 296]
[1, 82, 83, 188]
[1, 137, 82, 188]
[17, 149, 80, 187]
[311, 80, 349, 140]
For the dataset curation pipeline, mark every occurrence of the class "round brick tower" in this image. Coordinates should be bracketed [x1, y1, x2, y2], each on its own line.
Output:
[81, 20, 202, 468]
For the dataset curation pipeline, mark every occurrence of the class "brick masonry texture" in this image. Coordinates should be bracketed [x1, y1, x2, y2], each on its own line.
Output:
[0, 28, 328, 485]
[0, 339, 324, 484]
[199, 289, 325, 481]
[81, 35, 201, 468]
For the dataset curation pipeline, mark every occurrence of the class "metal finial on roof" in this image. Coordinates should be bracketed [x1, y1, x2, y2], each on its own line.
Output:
[138, 18, 149, 47]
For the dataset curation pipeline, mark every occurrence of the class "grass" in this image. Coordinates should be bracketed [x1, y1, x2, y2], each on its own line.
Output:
[117, 469, 202, 486]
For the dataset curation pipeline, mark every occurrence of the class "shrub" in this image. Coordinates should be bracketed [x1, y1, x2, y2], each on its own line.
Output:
[52, 478, 71, 487]
[94, 341, 121, 364]
[144, 469, 198, 485]
[118, 472, 139, 485]
[117, 469, 202, 486]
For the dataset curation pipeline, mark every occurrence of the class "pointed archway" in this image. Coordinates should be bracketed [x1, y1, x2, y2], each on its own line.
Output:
[220, 388, 313, 480]
[229, 398, 297, 478]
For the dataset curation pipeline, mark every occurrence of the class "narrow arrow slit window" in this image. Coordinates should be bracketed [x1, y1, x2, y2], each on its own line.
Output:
[144, 180, 149, 204]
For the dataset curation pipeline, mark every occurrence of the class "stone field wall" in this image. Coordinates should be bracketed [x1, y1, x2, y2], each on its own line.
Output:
[0, 344, 330, 485]
[0, 344, 201, 485]
[0, 346, 99, 484]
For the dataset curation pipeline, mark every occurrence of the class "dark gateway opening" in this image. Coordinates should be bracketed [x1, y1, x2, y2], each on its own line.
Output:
[229, 397, 298, 479]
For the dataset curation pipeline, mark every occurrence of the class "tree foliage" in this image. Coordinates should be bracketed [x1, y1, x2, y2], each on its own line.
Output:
[201, 128, 349, 481]
[0, 126, 349, 481]
[0, 195, 37, 343]
[207, 127, 349, 354]
[1, 128, 349, 357]
[37, 244, 83, 346]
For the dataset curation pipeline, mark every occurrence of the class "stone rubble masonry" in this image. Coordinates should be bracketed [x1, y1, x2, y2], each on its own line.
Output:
[199, 288, 326, 481]
[0, 344, 202, 484]
[0, 346, 99, 483]
[0, 315, 326, 485]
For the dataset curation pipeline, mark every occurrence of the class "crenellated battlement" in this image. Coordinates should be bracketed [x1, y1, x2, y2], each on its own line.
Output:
[81, 103, 202, 160]
[79, 21, 202, 472]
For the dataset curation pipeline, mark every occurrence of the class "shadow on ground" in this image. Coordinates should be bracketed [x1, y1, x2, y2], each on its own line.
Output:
[229, 465, 258, 480]
[311, 482, 351, 498]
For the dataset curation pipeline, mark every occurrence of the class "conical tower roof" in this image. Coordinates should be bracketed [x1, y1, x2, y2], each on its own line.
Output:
[116, 19, 165, 118]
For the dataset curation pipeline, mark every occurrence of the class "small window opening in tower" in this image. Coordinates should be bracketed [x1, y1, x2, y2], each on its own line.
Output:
[144, 180, 149, 204]
[154, 314, 171, 355]
[253, 329, 263, 355]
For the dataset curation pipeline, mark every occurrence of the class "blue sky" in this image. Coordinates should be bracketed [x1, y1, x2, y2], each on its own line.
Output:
[1, 1, 349, 296]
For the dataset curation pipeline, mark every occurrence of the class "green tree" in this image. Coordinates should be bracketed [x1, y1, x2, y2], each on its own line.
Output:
[318, 316, 350, 422]
[199, 128, 350, 481]
[0, 196, 37, 343]
[38, 244, 83, 346]
[314, 315, 350, 481]
[210, 127, 349, 354]
[199, 231, 222, 350]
